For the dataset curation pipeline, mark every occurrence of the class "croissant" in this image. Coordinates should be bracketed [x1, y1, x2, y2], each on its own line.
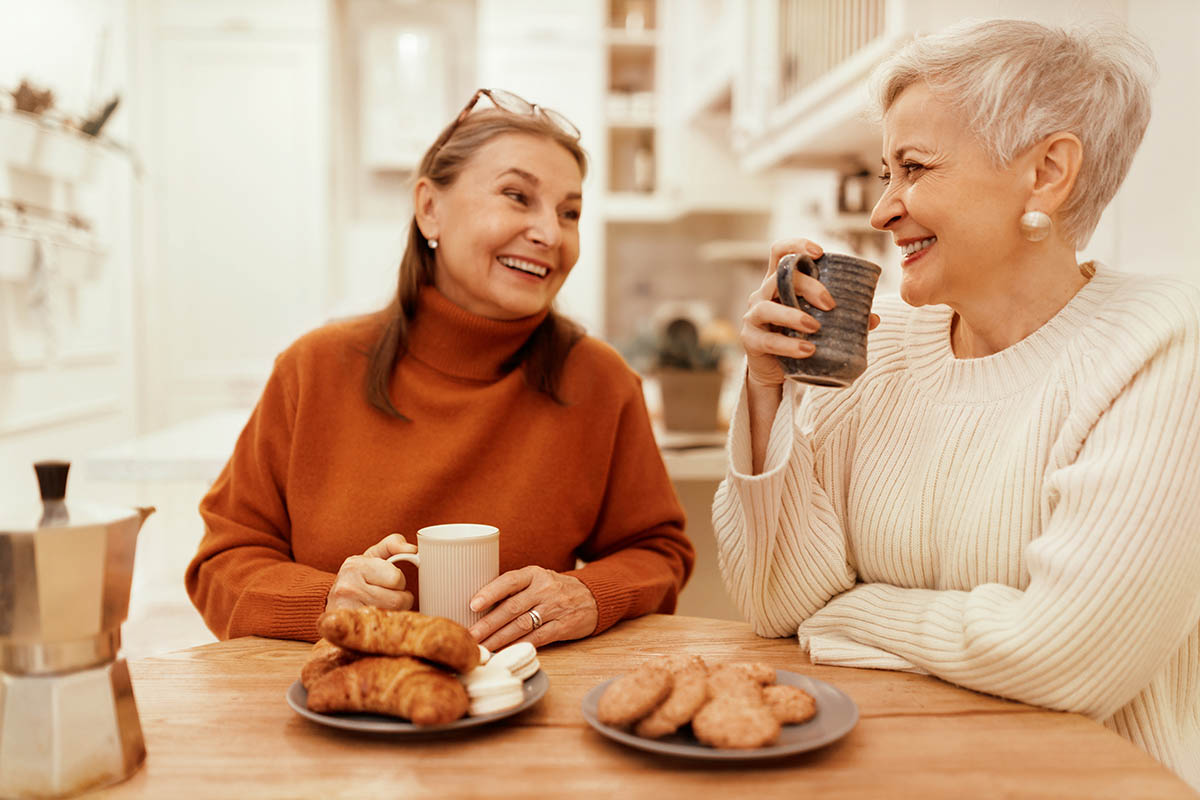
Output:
[317, 608, 479, 674]
[306, 655, 469, 725]
[300, 638, 361, 690]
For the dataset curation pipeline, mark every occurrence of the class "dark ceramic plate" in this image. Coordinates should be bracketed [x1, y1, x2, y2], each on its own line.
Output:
[286, 669, 547, 734]
[581, 669, 857, 760]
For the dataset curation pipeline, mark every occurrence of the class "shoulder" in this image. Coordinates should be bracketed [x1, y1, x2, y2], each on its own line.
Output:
[560, 334, 644, 404]
[273, 311, 387, 381]
[1087, 270, 1200, 361]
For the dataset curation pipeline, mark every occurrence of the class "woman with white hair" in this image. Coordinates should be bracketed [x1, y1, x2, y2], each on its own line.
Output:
[715, 19, 1200, 786]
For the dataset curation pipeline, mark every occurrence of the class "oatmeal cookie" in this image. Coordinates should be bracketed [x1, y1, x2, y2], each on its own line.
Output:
[762, 684, 817, 724]
[710, 661, 776, 685]
[596, 663, 674, 727]
[634, 661, 709, 738]
[691, 696, 781, 749]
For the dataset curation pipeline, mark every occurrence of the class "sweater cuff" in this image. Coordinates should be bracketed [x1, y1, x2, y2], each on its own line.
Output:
[228, 565, 336, 643]
[570, 569, 631, 635]
[800, 631, 928, 675]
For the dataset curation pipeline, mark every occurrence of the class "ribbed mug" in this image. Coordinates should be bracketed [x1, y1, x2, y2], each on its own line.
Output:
[389, 523, 499, 628]
[776, 252, 882, 388]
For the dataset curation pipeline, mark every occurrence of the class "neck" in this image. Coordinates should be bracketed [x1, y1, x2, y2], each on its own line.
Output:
[949, 244, 1089, 358]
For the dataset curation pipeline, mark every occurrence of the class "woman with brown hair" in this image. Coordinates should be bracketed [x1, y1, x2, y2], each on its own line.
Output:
[187, 89, 693, 651]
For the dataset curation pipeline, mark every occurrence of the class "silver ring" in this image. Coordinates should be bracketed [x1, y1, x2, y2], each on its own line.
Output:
[527, 609, 543, 629]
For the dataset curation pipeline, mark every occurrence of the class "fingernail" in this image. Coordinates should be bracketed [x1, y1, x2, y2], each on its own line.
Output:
[805, 242, 822, 257]
[820, 293, 836, 311]
[469, 597, 483, 611]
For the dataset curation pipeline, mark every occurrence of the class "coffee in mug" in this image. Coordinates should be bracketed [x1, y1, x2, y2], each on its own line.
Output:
[388, 523, 499, 628]
[775, 252, 882, 388]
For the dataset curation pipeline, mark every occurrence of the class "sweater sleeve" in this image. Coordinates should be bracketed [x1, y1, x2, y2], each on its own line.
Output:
[567, 383, 694, 635]
[185, 354, 336, 642]
[795, 314, 1200, 719]
[710, 371, 859, 638]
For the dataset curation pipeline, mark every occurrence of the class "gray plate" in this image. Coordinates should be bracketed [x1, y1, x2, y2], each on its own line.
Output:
[581, 669, 858, 760]
[286, 669, 548, 734]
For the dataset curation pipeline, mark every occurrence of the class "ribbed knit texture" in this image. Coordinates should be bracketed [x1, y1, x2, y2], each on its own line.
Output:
[713, 264, 1200, 789]
[187, 286, 694, 642]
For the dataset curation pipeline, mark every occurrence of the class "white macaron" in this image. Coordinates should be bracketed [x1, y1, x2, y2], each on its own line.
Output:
[460, 662, 524, 716]
[491, 641, 540, 681]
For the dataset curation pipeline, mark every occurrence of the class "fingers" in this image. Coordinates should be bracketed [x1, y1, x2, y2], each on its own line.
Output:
[468, 568, 599, 651]
[469, 566, 535, 615]
[362, 533, 416, 560]
[325, 552, 411, 613]
[868, 312, 881, 331]
[767, 238, 823, 278]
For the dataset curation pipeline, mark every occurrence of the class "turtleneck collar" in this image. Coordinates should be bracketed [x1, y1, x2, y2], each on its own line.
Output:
[404, 285, 550, 381]
[903, 262, 1123, 403]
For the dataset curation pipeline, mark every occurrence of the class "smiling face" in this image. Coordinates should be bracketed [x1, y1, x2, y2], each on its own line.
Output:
[419, 133, 583, 320]
[870, 82, 1032, 309]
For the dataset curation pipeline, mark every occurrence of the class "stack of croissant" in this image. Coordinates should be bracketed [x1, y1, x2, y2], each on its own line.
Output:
[301, 607, 480, 725]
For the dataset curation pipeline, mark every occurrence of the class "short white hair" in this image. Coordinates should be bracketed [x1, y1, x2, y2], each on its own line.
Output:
[870, 19, 1156, 248]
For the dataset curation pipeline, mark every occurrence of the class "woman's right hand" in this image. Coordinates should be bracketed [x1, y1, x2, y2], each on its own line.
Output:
[325, 533, 418, 613]
[740, 239, 834, 389]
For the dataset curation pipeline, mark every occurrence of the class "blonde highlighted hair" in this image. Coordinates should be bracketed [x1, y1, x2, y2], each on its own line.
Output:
[870, 19, 1156, 248]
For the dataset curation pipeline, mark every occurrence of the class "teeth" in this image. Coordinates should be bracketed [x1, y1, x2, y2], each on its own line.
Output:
[498, 257, 548, 277]
[901, 237, 936, 256]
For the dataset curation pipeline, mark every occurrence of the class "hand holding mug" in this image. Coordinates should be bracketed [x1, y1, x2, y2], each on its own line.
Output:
[467, 566, 599, 651]
[741, 239, 833, 389]
[326, 533, 417, 613]
[740, 238, 881, 389]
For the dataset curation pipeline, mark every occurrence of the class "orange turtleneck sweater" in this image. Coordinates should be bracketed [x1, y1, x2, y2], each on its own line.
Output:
[185, 287, 694, 642]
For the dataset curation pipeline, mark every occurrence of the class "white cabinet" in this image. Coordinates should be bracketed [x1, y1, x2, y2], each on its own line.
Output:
[139, 7, 329, 430]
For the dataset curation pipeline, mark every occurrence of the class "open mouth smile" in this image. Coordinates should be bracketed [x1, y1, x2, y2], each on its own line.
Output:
[498, 256, 549, 279]
[899, 236, 936, 264]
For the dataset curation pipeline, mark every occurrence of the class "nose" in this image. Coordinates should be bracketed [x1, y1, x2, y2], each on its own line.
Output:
[869, 186, 903, 231]
[527, 206, 562, 249]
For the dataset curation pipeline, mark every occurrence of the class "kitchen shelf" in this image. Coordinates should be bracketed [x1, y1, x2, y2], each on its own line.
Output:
[604, 191, 677, 223]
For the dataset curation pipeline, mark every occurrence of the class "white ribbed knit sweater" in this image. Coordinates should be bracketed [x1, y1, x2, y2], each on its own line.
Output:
[713, 265, 1200, 788]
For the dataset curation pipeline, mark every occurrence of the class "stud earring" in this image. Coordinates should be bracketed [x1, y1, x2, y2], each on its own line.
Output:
[427, 238, 438, 250]
[1020, 211, 1051, 242]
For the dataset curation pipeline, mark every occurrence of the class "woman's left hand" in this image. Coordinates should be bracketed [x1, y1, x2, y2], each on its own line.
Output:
[467, 566, 598, 650]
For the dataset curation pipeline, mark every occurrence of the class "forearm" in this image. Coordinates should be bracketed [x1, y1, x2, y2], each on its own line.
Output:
[746, 373, 784, 474]
[715, 378, 857, 637]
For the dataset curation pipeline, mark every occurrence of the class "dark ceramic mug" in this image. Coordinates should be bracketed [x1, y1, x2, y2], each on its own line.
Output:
[775, 252, 882, 388]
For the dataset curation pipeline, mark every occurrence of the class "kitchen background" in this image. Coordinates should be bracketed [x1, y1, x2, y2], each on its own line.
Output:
[1, 0, 1197, 655]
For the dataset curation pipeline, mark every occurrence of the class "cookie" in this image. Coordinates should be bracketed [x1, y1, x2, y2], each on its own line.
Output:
[460, 662, 524, 716]
[706, 669, 764, 703]
[762, 684, 817, 724]
[491, 642, 540, 681]
[596, 663, 674, 727]
[691, 696, 781, 749]
[711, 662, 776, 685]
[634, 661, 709, 739]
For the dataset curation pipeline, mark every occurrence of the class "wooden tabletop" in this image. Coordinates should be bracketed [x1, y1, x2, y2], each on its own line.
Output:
[94, 614, 1196, 800]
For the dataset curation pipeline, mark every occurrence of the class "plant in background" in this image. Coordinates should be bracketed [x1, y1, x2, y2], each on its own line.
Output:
[78, 95, 120, 138]
[622, 317, 737, 373]
[10, 79, 55, 116]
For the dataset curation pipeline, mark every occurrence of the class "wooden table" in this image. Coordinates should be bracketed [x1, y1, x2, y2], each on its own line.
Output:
[94, 615, 1196, 800]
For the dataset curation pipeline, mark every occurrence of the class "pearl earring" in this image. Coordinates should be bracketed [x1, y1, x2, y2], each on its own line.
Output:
[427, 238, 438, 250]
[1020, 211, 1051, 242]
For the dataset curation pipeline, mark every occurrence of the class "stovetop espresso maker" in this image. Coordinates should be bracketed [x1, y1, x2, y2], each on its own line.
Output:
[0, 461, 154, 798]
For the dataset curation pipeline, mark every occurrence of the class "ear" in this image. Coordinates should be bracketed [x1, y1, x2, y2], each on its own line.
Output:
[1027, 131, 1083, 216]
[413, 176, 441, 242]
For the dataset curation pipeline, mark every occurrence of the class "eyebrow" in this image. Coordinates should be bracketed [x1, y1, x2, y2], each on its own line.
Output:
[498, 167, 582, 201]
[882, 145, 929, 166]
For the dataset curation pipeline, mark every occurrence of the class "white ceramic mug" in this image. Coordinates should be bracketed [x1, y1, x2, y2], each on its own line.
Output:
[388, 523, 499, 628]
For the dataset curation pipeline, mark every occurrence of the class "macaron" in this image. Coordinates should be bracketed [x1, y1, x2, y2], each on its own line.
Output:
[460, 662, 524, 716]
[491, 642, 540, 681]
